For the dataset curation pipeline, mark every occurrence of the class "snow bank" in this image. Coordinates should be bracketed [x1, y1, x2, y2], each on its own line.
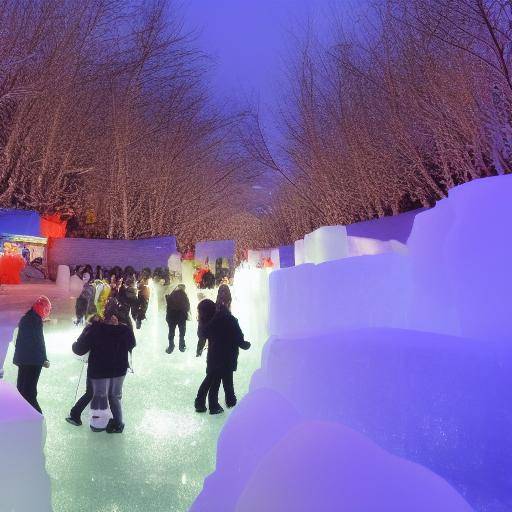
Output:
[0, 381, 52, 511]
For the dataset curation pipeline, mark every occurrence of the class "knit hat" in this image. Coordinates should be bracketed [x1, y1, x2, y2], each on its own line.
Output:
[33, 296, 52, 320]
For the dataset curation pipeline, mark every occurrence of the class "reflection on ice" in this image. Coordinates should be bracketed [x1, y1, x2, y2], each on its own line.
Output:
[136, 408, 204, 440]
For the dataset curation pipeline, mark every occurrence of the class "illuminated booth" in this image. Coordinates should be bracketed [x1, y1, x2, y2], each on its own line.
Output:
[0, 209, 54, 283]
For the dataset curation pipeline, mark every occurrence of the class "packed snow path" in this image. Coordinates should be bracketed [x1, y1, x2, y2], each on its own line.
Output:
[1, 283, 263, 512]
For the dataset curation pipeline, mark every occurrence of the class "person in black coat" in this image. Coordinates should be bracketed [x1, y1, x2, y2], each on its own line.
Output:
[165, 284, 190, 353]
[196, 298, 216, 357]
[72, 314, 136, 433]
[66, 315, 101, 427]
[105, 276, 136, 330]
[195, 305, 250, 414]
[13, 296, 52, 413]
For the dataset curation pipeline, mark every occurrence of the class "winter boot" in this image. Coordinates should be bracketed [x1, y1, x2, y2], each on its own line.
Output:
[65, 415, 82, 427]
[166, 343, 175, 354]
[226, 398, 237, 409]
[106, 419, 125, 434]
[209, 405, 224, 415]
[194, 398, 207, 413]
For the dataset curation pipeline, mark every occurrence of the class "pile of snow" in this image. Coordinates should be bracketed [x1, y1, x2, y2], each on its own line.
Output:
[193, 175, 512, 512]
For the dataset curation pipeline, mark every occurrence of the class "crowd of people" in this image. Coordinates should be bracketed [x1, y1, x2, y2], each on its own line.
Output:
[11, 270, 251, 433]
[74, 265, 154, 330]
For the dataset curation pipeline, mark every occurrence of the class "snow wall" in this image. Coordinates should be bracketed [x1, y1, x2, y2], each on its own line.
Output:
[192, 175, 512, 512]
[47, 236, 177, 278]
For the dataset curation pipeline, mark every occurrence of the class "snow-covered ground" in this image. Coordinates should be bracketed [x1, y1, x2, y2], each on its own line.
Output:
[0, 280, 264, 512]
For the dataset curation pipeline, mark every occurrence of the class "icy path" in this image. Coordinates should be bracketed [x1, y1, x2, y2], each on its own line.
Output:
[1, 283, 263, 512]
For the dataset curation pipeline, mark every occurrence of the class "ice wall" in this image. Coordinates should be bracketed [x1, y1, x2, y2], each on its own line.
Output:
[347, 235, 408, 257]
[0, 381, 52, 511]
[346, 208, 422, 243]
[232, 268, 270, 344]
[277, 245, 295, 268]
[294, 239, 304, 265]
[304, 225, 348, 264]
[193, 176, 512, 512]
[236, 421, 472, 512]
[269, 253, 412, 339]
[407, 176, 512, 341]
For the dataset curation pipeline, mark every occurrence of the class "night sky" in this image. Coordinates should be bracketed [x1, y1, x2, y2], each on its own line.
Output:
[185, 0, 363, 203]
[185, 0, 352, 109]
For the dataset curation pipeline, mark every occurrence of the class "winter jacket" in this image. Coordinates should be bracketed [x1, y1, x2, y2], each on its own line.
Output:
[200, 308, 246, 372]
[77, 282, 95, 316]
[96, 282, 111, 317]
[72, 322, 136, 379]
[197, 299, 216, 356]
[166, 289, 190, 322]
[13, 309, 47, 366]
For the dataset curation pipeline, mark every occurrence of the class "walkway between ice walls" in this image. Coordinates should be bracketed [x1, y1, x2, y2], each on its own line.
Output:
[0, 285, 63, 511]
[191, 174, 512, 512]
